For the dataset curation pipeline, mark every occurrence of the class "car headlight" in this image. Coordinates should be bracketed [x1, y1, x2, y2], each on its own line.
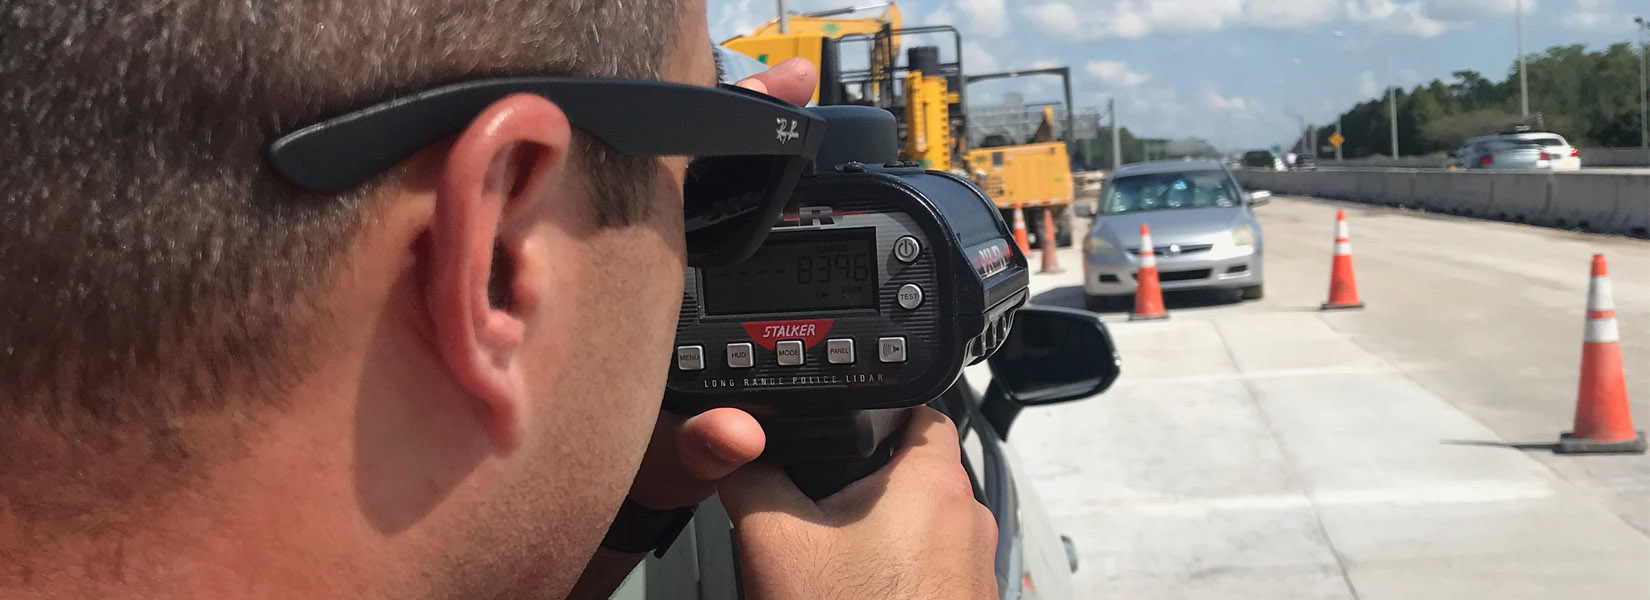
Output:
[1084, 235, 1117, 257]
[1232, 225, 1256, 247]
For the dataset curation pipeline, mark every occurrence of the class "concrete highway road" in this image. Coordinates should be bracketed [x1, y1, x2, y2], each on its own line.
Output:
[1004, 196, 1650, 598]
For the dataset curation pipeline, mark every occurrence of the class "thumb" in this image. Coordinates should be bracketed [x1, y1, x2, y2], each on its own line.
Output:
[717, 463, 819, 522]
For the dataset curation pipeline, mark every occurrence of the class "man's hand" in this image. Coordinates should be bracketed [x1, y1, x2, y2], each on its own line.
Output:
[718, 407, 1000, 600]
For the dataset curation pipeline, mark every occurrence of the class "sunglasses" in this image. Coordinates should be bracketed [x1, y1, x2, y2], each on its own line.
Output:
[267, 78, 825, 267]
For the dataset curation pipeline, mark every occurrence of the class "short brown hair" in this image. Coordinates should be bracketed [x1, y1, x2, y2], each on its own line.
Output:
[0, 1, 680, 427]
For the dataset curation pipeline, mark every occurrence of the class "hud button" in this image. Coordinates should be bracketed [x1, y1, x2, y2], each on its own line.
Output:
[727, 343, 754, 369]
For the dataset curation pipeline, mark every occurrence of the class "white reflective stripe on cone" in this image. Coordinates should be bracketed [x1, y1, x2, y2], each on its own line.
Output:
[1335, 240, 1352, 255]
[1588, 276, 1615, 311]
[1140, 252, 1156, 268]
[1336, 219, 1350, 239]
[1586, 317, 1621, 343]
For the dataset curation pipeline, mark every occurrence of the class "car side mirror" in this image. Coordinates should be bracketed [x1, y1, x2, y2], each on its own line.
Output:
[1246, 190, 1272, 206]
[981, 306, 1122, 439]
[1074, 203, 1096, 219]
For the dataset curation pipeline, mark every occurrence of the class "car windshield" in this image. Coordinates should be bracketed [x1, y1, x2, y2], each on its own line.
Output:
[1241, 151, 1272, 166]
[1102, 171, 1239, 215]
[1525, 136, 1567, 147]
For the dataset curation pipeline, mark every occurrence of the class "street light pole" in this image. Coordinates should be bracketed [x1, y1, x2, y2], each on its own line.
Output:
[1516, 0, 1529, 118]
[1637, 17, 1647, 149]
[778, 0, 789, 33]
[1109, 98, 1121, 171]
[1388, 58, 1400, 159]
[1335, 118, 1344, 161]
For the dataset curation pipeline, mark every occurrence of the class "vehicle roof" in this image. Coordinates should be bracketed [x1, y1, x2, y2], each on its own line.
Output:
[1112, 159, 1229, 177]
[1464, 132, 1568, 144]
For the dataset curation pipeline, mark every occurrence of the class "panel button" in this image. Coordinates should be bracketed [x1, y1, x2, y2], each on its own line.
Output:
[676, 345, 705, 371]
[726, 343, 754, 369]
[894, 236, 922, 263]
[878, 337, 907, 363]
[897, 284, 924, 310]
[775, 340, 805, 366]
[827, 338, 856, 364]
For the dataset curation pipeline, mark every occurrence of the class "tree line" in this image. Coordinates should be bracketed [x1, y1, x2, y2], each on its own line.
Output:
[1308, 42, 1645, 158]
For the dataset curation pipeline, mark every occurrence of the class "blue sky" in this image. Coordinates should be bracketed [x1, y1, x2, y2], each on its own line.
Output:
[708, 0, 1644, 149]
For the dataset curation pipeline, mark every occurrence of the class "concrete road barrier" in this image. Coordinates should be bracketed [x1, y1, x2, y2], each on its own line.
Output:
[1609, 175, 1650, 237]
[1410, 171, 1452, 211]
[1445, 172, 1496, 217]
[1547, 174, 1625, 231]
[1495, 173, 1550, 224]
[1232, 167, 1649, 237]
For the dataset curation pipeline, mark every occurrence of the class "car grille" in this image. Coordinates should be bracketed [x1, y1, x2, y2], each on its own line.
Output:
[1133, 269, 1212, 282]
[1127, 243, 1214, 257]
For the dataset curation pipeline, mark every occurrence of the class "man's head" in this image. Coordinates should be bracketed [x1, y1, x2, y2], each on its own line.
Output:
[1, 0, 717, 596]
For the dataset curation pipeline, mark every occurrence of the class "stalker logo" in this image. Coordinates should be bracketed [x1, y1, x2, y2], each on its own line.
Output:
[741, 319, 835, 350]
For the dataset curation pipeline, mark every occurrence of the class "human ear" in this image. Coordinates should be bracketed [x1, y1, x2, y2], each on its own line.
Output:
[422, 93, 572, 450]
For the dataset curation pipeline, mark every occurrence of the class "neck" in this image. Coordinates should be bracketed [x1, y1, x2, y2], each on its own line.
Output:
[1, 400, 389, 599]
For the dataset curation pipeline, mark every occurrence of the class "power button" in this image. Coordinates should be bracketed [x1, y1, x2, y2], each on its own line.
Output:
[894, 236, 921, 263]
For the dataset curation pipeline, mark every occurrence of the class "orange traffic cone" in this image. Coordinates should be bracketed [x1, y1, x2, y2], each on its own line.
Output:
[1321, 210, 1365, 310]
[1039, 209, 1063, 274]
[1011, 204, 1031, 256]
[1131, 223, 1167, 321]
[1557, 254, 1645, 454]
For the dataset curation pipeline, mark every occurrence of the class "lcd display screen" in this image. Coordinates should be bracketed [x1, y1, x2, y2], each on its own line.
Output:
[701, 230, 879, 315]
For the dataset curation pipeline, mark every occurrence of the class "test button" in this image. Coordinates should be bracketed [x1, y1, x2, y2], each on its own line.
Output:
[897, 284, 924, 310]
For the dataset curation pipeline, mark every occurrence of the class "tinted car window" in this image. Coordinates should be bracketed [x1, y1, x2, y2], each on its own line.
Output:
[1102, 171, 1240, 214]
[1241, 151, 1273, 167]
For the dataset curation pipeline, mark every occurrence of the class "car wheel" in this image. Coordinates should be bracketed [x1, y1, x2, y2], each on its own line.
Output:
[1240, 284, 1264, 300]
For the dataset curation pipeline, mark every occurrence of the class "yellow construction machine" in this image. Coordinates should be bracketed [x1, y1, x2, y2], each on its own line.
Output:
[723, 3, 1077, 246]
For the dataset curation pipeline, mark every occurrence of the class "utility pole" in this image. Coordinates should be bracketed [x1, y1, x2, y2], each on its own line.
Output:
[1516, 0, 1529, 118]
[1637, 17, 1647, 149]
[1388, 59, 1400, 158]
[1109, 98, 1121, 171]
[778, 0, 789, 33]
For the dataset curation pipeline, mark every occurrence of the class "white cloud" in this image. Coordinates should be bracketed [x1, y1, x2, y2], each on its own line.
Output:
[956, 0, 1011, 38]
[962, 40, 1001, 74]
[1346, 0, 1450, 37]
[1357, 70, 1381, 97]
[1085, 60, 1152, 88]
[1030, 58, 1061, 69]
[1562, 0, 1623, 30]
[1423, 0, 1531, 20]
[924, 7, 957, 26]
[1023, 0, 1340, 41]
[1200, 85, 1255, 118]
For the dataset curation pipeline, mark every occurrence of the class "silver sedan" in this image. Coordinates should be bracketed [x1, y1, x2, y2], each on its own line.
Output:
[1077, 160, 1268, 311]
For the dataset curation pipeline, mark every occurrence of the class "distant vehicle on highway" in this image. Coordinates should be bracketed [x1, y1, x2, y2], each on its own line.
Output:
[1241, 149, 1287, 171]
[1450, 131, 1582, 171]
[1076, 160, 1268, 311]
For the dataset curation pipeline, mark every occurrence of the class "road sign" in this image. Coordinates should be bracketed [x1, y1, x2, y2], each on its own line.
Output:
[1329, 133, 1346, 148]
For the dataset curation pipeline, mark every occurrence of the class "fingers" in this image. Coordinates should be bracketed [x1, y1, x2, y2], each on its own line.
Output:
[718, 462, 817, 520]
[676, 407, 766, 481]
[892, 406, 963, 467]
[734, 57, 819, 106]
